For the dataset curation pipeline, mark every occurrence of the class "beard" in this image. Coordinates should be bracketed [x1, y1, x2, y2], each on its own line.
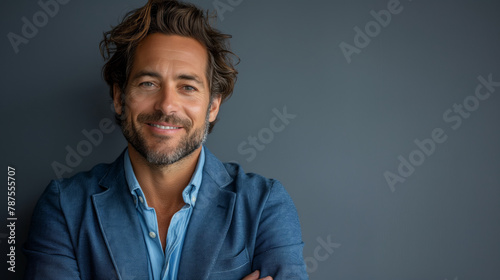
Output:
[121, 105, 211, 166]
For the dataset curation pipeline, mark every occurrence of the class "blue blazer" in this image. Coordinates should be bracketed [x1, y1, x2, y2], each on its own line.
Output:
[24, 149, 308, 279]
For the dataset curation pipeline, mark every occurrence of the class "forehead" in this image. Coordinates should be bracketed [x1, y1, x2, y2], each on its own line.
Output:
[130, 33, 208, 78]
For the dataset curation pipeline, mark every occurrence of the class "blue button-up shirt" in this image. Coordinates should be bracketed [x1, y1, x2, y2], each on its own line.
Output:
[124, 147, 205, 280]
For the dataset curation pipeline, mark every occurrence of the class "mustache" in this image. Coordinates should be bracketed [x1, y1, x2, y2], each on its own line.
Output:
[137, 111, 192, 129]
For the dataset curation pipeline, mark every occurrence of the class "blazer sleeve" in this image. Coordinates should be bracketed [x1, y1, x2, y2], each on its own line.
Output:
[23, 180, 81, 280]
[252, 180, 309, 280]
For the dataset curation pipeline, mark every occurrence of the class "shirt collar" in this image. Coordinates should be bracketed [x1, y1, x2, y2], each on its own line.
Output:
[124, 146, 205, 208]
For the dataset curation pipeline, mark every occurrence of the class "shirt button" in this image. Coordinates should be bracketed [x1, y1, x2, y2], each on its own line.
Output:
[149, 232, 156, 239]
[191, 196, 196, 203]
[139, 196, 144, 204]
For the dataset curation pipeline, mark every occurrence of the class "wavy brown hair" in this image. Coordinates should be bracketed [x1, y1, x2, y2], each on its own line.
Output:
[99, 0, 238, 133]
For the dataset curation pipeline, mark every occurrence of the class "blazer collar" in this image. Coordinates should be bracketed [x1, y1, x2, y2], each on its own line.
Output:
[201, 147, 233, 189]
[178, 148, 237, 280]
[93, 151, 149, 279]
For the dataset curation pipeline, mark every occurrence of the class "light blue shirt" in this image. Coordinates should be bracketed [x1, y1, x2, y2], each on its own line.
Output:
[124, 147, 205, 280]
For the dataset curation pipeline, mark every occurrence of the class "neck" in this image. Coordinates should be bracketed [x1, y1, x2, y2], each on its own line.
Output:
[127, 144, 202, 210]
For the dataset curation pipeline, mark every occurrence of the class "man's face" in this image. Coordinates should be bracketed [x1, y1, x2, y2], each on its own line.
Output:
[113, 33, 221, 166]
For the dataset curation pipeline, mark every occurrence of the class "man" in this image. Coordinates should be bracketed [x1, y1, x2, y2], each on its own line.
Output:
[24, 0, 308, 279]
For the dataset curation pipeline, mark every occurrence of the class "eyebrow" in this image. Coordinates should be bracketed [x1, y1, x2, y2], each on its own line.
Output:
[130, 70, 162, 81]
[176, 74, 204, 87]
[130, 71, 205, 87]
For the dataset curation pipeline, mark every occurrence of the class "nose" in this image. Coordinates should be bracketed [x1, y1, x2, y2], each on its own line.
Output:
[154, 84, 179, 115]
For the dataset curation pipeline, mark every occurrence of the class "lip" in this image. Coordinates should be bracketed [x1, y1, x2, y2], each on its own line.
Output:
[146, 122, 183, 134]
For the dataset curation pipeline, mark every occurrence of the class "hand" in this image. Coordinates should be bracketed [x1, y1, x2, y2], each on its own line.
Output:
[241, 270, 273, 280]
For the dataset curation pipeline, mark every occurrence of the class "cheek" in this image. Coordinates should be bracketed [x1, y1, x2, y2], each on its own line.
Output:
[125, 97, 154, 116]
[185, 102, 210, 124]
[186, 105, 204, 118]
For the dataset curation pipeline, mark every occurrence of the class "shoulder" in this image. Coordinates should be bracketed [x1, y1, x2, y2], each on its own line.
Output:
[203, 148, 290, 200]
[43, 152, 124, 201]
[224, 161, 275, 188]
[222, 161, 292, 204]
[51, 162, 113, 193]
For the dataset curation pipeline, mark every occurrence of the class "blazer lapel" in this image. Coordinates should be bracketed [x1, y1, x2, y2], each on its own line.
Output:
[92, 152, 149, 280]
[178, 149, 236, 280]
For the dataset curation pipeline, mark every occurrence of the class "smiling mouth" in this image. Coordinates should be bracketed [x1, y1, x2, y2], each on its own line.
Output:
[148, 123, 181, 130]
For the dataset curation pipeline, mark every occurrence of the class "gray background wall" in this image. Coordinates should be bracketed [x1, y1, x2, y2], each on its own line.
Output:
[1, 0, 499, 279]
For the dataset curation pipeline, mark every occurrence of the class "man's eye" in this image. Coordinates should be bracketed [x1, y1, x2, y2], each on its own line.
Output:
[139, 82, 155, 87]
[183, 85, 197, 91]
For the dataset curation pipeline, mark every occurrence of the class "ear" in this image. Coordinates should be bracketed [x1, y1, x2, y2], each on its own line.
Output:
[208, 94, 222, 123]
[112, 84, 123, 115]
